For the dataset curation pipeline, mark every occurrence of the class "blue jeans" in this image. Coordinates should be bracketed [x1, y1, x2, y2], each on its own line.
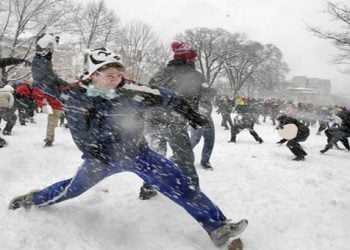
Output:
[190, 117, 215, 165]
[145, 123, 198, 187]
[32, 146, 226, 233]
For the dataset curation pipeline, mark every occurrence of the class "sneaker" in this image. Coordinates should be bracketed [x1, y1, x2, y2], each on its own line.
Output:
[292, 156, 305, 161]
[44, 139, 53, 147]
[8, 190, 38, 210]
[201, 163, 213, 170]
[139, 186, 157, 200]
[210, 219, 248, 247]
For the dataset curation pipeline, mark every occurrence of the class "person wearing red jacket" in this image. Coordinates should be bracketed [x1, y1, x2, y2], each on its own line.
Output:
[32, 87, 63, 147]
[15, 80, 36, 125]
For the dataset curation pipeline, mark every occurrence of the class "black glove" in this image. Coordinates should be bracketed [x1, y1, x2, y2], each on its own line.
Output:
[276, 124, 284, 130]
[174, 99, 210, 128]
[276, 139, 287, 145]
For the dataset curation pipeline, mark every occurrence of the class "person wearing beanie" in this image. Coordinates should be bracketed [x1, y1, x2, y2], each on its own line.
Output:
[9, 34, 248, 247]
[141, 41, 206, 199]
[171, 41, 198, 60]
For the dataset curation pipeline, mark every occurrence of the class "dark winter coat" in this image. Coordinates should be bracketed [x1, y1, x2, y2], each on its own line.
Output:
[278, 116, 310, 141]
[198, 87, 216, 118]
[337, 110, 350, 134]
[32, 55, 206, 164]
[145, 59, 205, 126]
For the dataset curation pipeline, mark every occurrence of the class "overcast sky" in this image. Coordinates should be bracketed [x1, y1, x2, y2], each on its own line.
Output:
[100, 0, 349, 94]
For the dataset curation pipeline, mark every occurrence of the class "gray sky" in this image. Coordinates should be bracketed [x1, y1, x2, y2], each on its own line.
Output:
[103, 0, 349, 94]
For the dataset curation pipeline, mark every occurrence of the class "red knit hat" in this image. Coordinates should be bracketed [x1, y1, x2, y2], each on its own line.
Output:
[171, 41, 198, 60]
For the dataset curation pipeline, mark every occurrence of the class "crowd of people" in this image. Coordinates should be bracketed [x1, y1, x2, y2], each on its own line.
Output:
[1, 33, 349, 247]
[0, 78, 66, 148]
[215, 95, 349, 160]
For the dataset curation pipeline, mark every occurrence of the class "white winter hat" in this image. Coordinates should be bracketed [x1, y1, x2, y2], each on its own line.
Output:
[35, 33, 59, 56]
[83, 48, 124, 79]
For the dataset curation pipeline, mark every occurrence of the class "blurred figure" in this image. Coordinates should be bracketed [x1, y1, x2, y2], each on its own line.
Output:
[141, 41, 205, 200]
[14, 80, 36, 125]
[0, 85, 17, 135]
[229, 97, 263, 144]
[317, 105, 331, 135]
[320, 108, 350, 153]
[190, 85, 217, 170]
[276, 113, 310, 161]
[216, 95, 233, 130]
[32, 87, 63, 147]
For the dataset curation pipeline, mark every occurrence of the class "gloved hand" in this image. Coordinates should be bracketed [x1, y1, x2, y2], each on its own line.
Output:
[276, 139, 287, 145]
[35, 33, 59, 58]
[188, 113, 210, 129]
[174, 99, 210, 128]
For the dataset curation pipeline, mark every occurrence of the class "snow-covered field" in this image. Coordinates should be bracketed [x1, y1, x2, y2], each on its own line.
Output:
[1, 112, 349, 250]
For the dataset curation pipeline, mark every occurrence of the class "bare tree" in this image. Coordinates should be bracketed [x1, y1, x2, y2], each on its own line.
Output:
[73, 0, 121, 50]
[70, 0, 121, 73]
[247, 44, 289, 97]
[117, 20, 161, 82]
[224, 41, 286, 97]
[0, 0, 76, 82]
[308, 1, 350, 71]
[175, 27, 243, 87]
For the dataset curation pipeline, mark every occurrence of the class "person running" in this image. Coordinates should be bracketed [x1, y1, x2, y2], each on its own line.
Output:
[276, 113, 309, 161]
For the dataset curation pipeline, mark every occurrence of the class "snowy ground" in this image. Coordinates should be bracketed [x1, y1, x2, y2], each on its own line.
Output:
[0, 112, 349, 250]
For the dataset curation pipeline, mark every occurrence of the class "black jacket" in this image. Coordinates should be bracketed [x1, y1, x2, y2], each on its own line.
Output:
[145, 59, 205, 126]
[278, 116, 310, 141]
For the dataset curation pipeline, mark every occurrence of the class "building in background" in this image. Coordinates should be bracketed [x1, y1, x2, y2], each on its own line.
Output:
[277, 76, 333, 104]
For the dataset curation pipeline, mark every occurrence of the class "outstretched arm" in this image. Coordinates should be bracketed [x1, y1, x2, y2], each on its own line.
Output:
[0, 58, 30, 68]
[119, 82, 210, 128]
[31, 33, 69, 100]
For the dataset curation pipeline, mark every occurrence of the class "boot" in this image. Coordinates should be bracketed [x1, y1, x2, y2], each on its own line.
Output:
[292, 156, 305, 161]
[210, 219, 248, 247]
[44, 139, 53, 147]
[8, 190, 38, 210]
[201, 162, 213, 170]
[320, 145, 332, 153]
[257, 137, 263, 144]
[139, 184, 157, 200]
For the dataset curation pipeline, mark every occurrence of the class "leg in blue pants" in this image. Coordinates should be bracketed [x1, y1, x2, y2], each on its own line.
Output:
[190, 117, 215, 166]
[32, 146, 226, 233]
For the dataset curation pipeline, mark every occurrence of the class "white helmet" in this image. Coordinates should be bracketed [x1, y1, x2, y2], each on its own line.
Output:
[83, 48, 124, 79]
